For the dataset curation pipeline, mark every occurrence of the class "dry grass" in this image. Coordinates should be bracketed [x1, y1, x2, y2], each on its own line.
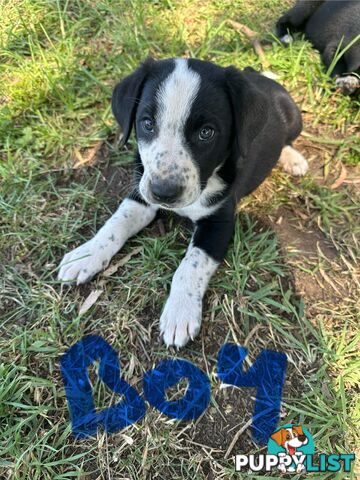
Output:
[0, 0, 359, 478]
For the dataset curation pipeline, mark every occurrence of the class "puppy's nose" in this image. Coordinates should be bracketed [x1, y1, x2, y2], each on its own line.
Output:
[298, 435, 307, 442]
[150, 180, 184, 204]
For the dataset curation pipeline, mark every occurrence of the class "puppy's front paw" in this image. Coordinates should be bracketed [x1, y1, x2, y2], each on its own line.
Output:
[160, 293, 202, 348]
[58, 239, 112, 284]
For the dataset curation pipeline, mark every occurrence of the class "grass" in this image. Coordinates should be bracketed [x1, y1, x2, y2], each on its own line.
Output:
[0, 0, 359, 478]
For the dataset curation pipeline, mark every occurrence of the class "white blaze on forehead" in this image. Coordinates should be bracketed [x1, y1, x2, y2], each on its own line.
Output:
[156, 58, 201, 133]
[138, 58, 202, 208]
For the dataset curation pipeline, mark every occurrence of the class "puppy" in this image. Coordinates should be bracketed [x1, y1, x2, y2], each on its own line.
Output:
[58, 58, 308, 347]
[271, 425, 308, 473]
[276, 0, 360, 94]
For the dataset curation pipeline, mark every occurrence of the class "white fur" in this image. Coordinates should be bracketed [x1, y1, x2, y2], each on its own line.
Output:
[138, 58, 201, 208]
[281, 34, 293, 44]
[261, 70, 279, 80]
[335, 75, 360, 94]
[58, 199, 158, 284]
[174, 171, 226, 222]
[279, 145, 308, 176]
[160, 246, 219, 347]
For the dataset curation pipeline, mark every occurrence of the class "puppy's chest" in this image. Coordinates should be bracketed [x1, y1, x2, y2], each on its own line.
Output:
[173, 199, 221, 222]
[172, 173, 227, 222]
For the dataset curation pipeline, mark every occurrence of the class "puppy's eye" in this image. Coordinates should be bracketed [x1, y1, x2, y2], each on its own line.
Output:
[142, 118, 155, 132]
[199, 126, 215, 141]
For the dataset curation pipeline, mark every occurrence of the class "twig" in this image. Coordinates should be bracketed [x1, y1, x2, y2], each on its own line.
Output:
[225, 417, 253, 459]
[228, 19, 270, 70]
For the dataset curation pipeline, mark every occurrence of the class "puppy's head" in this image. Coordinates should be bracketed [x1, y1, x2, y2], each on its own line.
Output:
[112, 58, 268, 208]
[271, 426, 308, 453]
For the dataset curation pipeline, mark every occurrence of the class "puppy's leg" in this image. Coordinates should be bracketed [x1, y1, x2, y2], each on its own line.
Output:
[160, 203, 235, 348]
[58, 196, 158, 284]
[278, 145, 308, 176]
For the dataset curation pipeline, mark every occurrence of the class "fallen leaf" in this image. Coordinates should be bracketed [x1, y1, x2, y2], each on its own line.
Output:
[102, 246, 142, 277]
[330, 163, 347, 189]
[79, 289, 103, 315]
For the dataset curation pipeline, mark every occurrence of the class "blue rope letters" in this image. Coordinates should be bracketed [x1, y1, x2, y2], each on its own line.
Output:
[217, 344, 287, 443]
[61, 336, 287, 443]
[60, 335, 146, 438]
[143, 359, 210, 420]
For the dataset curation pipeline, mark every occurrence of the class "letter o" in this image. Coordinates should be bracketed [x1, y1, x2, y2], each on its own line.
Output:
[143, 359, 210, 420]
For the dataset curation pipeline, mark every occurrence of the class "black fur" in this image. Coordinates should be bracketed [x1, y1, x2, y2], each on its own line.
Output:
[112, 58, 302, 264]
[276, 0, 360, 77]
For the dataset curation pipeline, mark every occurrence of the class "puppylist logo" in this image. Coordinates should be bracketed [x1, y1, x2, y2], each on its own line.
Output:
[236, 423, 355, 474]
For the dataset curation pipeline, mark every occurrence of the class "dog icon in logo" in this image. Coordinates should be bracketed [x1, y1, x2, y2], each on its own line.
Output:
[270, 425, 310, 473]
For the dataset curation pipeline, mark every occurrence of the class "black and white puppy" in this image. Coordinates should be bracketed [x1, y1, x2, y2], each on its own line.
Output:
[58, 58, 308, 347]
[276, 0, 360, 94]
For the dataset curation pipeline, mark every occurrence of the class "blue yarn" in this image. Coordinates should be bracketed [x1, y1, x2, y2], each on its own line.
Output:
[61, 336, 286, 441]
[217, 343, 287, 444]
[60, 335, 146, 438]
[143, 359, 211, 420]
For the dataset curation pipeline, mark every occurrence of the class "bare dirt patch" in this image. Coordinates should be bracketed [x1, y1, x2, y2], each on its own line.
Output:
[272, 207, 350, 306]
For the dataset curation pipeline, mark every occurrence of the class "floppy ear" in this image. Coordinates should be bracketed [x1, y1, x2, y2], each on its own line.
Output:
[226, 66, 269, 159]
[293, 425, 304, 436]
[111, 58, 155, 146]
[271, 429, 284, 446]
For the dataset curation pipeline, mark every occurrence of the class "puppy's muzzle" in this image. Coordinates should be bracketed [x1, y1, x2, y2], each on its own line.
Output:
[150, 180, 184, 205]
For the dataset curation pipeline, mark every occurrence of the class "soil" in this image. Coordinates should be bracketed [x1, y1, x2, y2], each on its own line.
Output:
[272, 207, 349, 305]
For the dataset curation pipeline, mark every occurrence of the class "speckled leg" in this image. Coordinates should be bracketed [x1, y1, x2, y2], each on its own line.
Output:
[58, 198, 158, 284]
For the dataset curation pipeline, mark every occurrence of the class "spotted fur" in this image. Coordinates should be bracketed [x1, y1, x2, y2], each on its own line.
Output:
[58, 57, 306, 347]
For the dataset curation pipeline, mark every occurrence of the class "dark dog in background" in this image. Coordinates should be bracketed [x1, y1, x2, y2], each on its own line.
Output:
[58, 58, 308, 347]
[276, 0, 360, 94]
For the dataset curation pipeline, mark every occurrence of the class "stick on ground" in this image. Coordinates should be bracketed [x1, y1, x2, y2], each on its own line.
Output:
[228, 19, 270, 70]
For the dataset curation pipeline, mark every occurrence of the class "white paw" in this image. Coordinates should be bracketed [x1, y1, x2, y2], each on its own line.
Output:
[281, 34, 293, 44]
[335, 75, 360, 95]
[58, 239, 113, 284]
[160, 292, 202, 348]
[279, 146, 308, 176]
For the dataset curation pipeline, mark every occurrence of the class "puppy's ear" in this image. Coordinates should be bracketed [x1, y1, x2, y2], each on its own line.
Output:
[112, 58, 155, 146]
[226, 66, 269, 159]
[270, 429, 284, 446]
[293, 425, 304, 436]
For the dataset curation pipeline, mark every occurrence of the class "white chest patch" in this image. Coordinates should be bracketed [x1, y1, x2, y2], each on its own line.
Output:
[173, 171, 226, 222]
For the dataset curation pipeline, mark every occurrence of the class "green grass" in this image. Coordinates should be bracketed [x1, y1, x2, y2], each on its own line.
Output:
[1, 0, 359, 479]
